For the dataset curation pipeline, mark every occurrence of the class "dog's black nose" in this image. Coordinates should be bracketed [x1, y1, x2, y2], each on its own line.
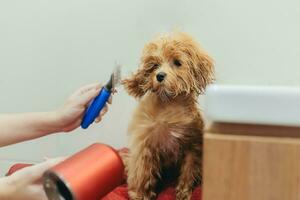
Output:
[156, 72, 166, 82]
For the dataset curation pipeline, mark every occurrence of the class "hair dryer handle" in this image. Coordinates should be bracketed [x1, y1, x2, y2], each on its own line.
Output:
[81, 87, 111, 129]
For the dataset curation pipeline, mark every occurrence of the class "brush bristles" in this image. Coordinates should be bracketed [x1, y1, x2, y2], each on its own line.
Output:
[112, 64, 122, 88]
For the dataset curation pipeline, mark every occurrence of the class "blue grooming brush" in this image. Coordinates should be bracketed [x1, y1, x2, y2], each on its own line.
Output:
[81, 64, 121, 129]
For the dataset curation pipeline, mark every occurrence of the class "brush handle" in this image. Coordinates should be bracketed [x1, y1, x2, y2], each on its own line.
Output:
[81, 87, 111, 129]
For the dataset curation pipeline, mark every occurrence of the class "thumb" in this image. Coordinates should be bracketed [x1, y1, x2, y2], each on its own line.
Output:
[11, 158, 65, 184]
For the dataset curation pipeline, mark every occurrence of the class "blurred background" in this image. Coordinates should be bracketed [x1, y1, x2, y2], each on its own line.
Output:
[0, 0, 299, 175]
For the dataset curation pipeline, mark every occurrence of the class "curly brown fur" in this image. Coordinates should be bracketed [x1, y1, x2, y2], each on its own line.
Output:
[123, 32, 214, 200]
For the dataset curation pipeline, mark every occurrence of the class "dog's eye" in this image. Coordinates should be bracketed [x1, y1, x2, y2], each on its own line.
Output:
[145, 63, 159, 74]
[150, 63, 159, 70]
[173, 59, 181, 67]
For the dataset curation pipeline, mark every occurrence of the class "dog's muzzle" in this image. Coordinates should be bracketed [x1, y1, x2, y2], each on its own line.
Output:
[156, 72, 166, 82]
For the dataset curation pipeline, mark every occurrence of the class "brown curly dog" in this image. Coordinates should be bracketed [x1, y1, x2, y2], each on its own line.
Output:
[122, 32, 214, 200]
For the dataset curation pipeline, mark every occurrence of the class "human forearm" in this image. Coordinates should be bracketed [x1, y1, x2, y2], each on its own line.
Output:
[0, 83, 111, 147]
[0, 111, 61, 147]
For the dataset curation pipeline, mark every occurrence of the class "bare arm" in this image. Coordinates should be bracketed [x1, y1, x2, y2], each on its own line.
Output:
[0, 112, 61, 147]
[0, 83, 112, 147]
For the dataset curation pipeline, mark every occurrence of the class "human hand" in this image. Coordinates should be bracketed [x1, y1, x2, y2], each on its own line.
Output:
[0, 158, 64, 200]
[55, 83, 113, 132]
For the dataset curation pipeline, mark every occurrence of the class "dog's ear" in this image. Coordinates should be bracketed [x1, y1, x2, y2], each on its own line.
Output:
[195, 52, 214, 93]
[188, 47, 215, 94]
[122, 69, 147, 98]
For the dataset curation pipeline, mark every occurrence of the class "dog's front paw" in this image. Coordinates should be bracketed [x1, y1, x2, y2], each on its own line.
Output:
[129, 190, 156, 200]
[175, 185, 192, 200]
[128, 190, 142, 200]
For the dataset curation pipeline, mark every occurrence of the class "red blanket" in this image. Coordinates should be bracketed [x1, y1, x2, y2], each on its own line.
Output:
[103, 183, 201, 200]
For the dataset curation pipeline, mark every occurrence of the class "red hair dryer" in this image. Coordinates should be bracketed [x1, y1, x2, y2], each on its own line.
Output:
[43, 143, 124, 200]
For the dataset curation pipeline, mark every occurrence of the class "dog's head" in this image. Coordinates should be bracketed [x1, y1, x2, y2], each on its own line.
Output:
[123, 32, 214, 100]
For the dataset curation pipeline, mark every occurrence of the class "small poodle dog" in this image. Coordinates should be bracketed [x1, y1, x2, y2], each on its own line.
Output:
[122, 32, 214, 200]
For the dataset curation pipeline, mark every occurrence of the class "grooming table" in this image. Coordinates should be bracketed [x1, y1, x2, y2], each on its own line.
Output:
[203, 85, 300, 200]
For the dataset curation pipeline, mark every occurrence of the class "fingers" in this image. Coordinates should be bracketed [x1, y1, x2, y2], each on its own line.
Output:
[112, 88, 118, 94]
[11, 158, 65, 184]
[78, 83, 102, 94]
[94, 116, 102, 123]
[108, 95, 113, 104]
[77, 89, 100, 106]
[43, 156, 66, 162]
[29, 184, 49, 200]
[95, 104, 108, 123]
[63, 83, 115, 127]
[95, 104, 109, 123]
[101, 105, 109, 116]
[71, 83, 102, 98]
[71, 83, 115, 107]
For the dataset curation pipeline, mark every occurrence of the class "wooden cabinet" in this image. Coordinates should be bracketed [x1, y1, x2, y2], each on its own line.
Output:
[203, 123, 300, 200]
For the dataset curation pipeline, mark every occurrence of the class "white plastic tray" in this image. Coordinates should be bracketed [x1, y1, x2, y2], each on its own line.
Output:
[204, 85, 300, 127]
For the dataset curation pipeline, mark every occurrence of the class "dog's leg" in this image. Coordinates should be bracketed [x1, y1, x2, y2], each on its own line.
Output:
[176, 149, 201, 200]
[119, 150, 129, 179]
[127, 147, 160, 200]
